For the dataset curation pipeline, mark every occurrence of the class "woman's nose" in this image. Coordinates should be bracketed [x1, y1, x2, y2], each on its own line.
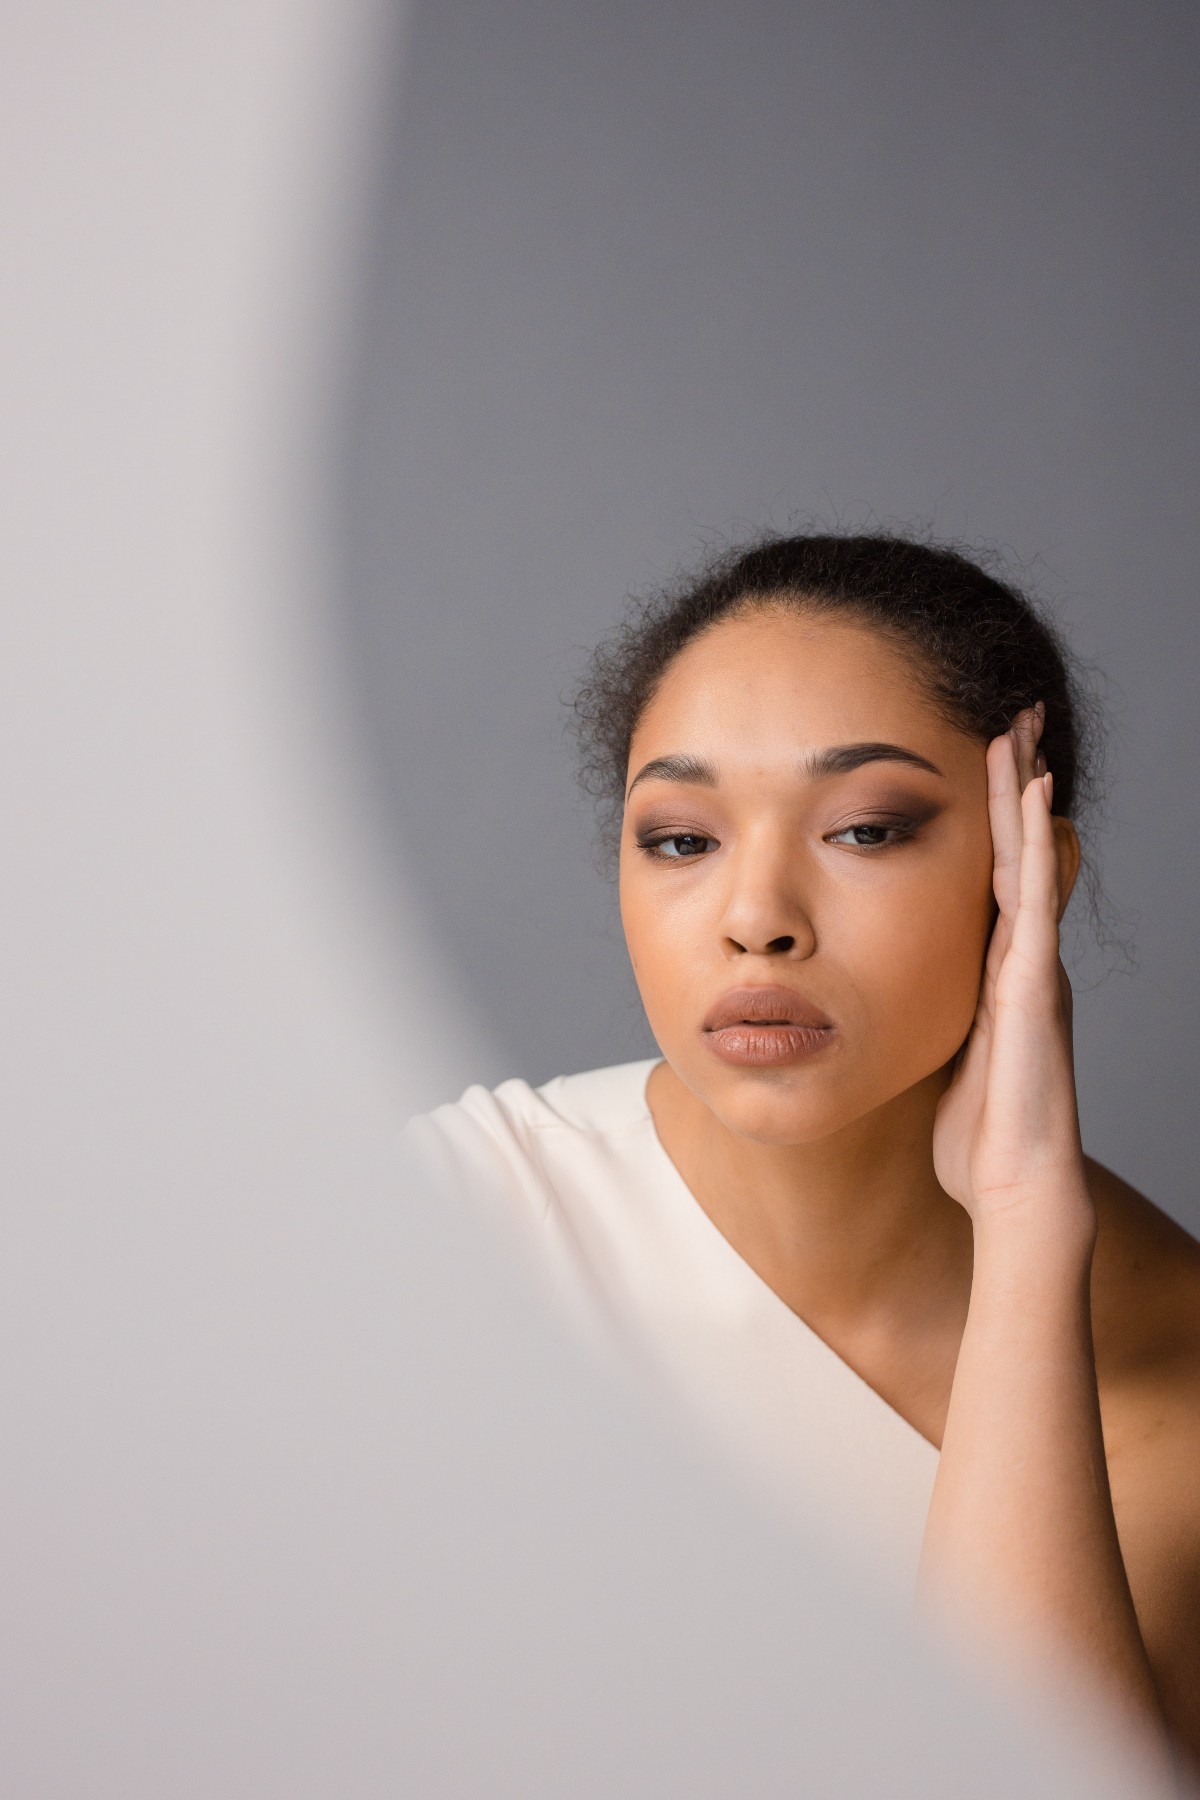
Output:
[728, 930, 798, 955]
[719, 849, 816, 959]
[725, 924, 814, 957]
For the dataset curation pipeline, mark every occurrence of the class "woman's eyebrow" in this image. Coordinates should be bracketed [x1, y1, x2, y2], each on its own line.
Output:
[626, 742, 942, 798]
[626, 753, 717, 799]
[803, 741, 944, 779]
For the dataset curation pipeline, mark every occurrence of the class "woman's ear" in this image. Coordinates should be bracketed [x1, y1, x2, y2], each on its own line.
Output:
[1051, 816, 1082, 921]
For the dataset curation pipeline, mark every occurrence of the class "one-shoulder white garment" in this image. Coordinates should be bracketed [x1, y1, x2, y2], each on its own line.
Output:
[405, 1058, 940, 1590]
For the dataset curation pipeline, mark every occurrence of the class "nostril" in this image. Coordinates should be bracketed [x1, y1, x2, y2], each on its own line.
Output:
[767, 935, 795, 953]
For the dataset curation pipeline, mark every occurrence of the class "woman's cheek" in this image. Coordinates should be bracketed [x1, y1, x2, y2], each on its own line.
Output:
[621, 883, 686, 1031]
[862, 880, 987, 1072]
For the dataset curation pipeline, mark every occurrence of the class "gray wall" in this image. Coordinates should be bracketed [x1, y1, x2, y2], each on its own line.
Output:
[339, 0, 1200, 1230]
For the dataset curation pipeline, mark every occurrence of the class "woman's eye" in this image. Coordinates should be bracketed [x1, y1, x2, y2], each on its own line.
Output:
[640, 832, 716, 861]
[825, 821, 915, 850]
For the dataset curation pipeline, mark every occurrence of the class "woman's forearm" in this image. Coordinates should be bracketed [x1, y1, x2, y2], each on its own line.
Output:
[919, 1188, 1164, 1743]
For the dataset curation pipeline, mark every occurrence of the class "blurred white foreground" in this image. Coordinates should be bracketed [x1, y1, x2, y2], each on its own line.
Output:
[0, 4, 1171, 1793]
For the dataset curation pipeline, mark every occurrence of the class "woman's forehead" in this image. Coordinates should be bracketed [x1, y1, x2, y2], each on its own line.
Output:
[632, 610, 963, 761]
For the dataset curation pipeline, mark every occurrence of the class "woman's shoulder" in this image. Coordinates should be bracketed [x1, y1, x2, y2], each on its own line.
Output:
[1087, 1159, 1200, 1555]
[1086, 1160, 1200, 1752]
[1088, 1156, 1200, 1389]
[1087, 1160, 1200, 1513]
[402, 1058, 662, 1206]
[406, 1057, 659, 1151]
[402, 1059, 667, 1331]
[1089, 1156, 1200, 1317]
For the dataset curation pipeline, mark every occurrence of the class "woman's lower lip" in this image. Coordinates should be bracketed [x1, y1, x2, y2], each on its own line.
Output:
[704, 1023, 835, 1067]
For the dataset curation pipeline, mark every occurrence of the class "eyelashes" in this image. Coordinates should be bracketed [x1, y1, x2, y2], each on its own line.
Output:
[637, 832, 717, 861]
[636, 816, 924, 862]
[824, 820, 920, 850]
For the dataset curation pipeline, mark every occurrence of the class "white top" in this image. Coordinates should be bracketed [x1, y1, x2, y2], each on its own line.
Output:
[405, 1058, 940, 1590]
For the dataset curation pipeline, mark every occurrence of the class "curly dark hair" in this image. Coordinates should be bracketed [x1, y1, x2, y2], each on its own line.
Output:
[572, 532, 1103, 873]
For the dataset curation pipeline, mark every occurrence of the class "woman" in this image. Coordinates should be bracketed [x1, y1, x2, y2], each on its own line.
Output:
[407, 534, 1200, 1776]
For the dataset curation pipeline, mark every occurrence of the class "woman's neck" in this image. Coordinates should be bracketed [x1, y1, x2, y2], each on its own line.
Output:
[646, 1058, 974, 1444]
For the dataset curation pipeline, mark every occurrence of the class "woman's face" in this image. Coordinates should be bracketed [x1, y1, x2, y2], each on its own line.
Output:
[619, 606, 998, 1145]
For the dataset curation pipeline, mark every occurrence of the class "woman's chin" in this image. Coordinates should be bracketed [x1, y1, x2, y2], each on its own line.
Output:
[696, 1071, 865, 1148]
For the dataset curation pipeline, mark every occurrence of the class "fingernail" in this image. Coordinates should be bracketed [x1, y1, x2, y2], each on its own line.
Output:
[1043, 771, 1053, 806]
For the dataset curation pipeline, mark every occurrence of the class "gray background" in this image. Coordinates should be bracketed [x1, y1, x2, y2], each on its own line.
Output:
[339, 0, 1199, 1230]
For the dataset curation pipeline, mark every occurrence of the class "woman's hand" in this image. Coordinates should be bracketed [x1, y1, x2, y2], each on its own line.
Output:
[932, 704, 1090, 1227]
[921, 706, 1170, 1775]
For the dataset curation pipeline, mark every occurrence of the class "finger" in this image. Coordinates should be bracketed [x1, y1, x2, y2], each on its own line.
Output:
[1011, 702, 1043, 791]
[1009, 767, 1061, 973]
[1057, 956, 1076, 1055]
[975, 907, 1009, 1030]
[986, 728, 1025, 920]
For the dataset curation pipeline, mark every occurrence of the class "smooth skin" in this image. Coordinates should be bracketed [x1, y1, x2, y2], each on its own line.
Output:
[621, 607, 1200, 1779]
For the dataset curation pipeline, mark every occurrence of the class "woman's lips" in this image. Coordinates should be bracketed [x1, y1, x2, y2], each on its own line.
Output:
[702, 985, 835, 1068]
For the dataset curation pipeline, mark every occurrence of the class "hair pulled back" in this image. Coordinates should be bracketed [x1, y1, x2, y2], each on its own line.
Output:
[573, 532, 1100, 866]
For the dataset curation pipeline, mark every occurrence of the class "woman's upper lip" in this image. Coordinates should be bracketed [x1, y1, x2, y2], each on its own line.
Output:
[702, 986, 834, 1032]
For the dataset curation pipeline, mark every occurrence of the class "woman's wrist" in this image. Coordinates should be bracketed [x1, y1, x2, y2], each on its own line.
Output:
[970, 1181, 1097, 1281]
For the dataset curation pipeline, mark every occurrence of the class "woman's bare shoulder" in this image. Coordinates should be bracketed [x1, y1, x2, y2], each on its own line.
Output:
[1085, 1160, 1200, 1757]
[1086, 1157, 1200, 1335]
[1083, 1155, 1200, 1523]
[1086, 1152, 1200, 1375]
[1084, 1153, 1200, 1467]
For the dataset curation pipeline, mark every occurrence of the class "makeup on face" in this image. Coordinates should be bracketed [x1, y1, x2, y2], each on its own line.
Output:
[628, 760, 949, 866]
[701, 983, 837, 1068]
[618, 612, 997, 1145]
